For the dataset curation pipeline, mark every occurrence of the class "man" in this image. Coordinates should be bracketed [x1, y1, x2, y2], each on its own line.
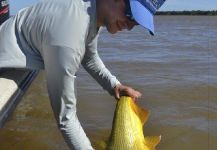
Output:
[0, 0, 166, 149]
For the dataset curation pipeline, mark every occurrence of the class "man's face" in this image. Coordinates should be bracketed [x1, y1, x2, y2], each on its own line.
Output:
[101, 0, 138, 34]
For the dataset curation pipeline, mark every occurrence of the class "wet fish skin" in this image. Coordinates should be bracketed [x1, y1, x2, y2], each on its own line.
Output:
[107, 96, 161, 150]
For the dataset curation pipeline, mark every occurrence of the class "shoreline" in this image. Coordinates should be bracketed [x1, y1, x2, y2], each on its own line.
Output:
[156, 11, 217, 16]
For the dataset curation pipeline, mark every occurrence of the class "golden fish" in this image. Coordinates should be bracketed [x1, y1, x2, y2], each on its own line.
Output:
[107, 96, 161, 150]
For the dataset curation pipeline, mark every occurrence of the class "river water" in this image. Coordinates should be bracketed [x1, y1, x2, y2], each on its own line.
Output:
[0, 16, 217, 150]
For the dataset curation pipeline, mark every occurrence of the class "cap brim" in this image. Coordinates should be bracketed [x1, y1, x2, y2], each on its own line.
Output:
[129, 0, 155, 35]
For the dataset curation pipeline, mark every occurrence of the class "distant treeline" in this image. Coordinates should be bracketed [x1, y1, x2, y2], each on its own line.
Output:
[156, 11, 217, 16]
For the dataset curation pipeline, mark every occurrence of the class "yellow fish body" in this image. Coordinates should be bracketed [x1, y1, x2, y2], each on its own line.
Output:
[107, 96, 161, 150]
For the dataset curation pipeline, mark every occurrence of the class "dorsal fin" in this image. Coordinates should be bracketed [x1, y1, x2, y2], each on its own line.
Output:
[144, 136, 161, 149]
[129, 97, 149, 125]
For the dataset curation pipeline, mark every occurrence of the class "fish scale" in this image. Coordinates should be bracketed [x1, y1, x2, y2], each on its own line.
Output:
[107, 96, 161, 150]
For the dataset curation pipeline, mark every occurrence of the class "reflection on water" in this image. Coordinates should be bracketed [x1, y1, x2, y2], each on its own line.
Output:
[0, 16, 217, 150]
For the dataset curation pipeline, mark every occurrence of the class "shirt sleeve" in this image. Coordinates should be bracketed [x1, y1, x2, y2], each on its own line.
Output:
[81, 33, 121, 95]
[42, 44, 93, 150]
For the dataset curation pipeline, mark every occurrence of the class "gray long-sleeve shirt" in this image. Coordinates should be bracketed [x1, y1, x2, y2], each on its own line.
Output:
[0, 0, 120, 149]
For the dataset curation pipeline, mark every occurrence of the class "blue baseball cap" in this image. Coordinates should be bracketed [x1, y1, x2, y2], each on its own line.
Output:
[125, 0, 166, 35]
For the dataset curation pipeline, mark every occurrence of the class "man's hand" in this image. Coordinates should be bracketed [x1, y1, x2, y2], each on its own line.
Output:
[113, 84, 142, 101]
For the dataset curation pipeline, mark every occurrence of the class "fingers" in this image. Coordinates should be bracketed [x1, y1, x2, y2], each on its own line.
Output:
[115, 88, 120, 99]
[114, 84, 121, 100]
[135, 90, 142, 98]
[114, 84, 142, 101]
[128, 88, 142, 101]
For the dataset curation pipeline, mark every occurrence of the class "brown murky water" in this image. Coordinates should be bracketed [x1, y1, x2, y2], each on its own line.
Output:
[0, 16, 217, 150]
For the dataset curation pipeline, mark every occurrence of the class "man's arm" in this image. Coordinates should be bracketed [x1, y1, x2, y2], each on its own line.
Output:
[42, 45, 93, 150]
[82, 34, 141, 100]
[82, 35, 120, 96]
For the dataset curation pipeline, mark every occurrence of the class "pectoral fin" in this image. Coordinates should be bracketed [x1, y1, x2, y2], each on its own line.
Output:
[144, 136, 161, 149]
[129, 98, 149, 125]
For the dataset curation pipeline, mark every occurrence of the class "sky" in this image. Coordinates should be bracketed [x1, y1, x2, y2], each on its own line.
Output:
[160, 0, 217, 11]
[10, 0, 217, 15]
